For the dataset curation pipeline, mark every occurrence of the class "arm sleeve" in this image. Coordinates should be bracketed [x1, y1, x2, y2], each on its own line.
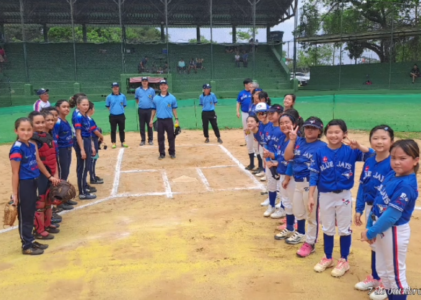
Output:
[74, 114, 82, 130]
[285, 163, 293, 176]
[90, 119, 98, 133]
[309, 151, 320, 187]
[9, 147, 23, 161]
[105, 96, 111, 108]
[366, 207, 402, 240]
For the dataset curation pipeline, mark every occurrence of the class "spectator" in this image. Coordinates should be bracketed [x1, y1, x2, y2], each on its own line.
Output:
[138, 56, 148, 73]
[410, 64, 420, 83]
[163, 61, 169, 73]
[0, 46, 6, 72]
[242, 52, 249, 68]
[235, 52, 241, 67]
[188, 58, 197, 74]
[33, 88, 51, 112]
[196, 58, 205, 70]
[177, 58, 186, 73]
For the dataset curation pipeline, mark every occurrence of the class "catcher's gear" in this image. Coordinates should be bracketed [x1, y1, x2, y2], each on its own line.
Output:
[48, 181, 76, 205]
[174, 125, 181, 137]
[4, 198, 18, 227]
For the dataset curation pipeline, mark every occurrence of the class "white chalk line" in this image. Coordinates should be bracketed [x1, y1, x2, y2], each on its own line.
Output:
[196, 168, 212, 191]
[120, 169, 159, 174]
[120, 165, 235, 174]
[218, 144, 266, 192]
[161, 170, 173, 198]
[111, 148, 125, 197]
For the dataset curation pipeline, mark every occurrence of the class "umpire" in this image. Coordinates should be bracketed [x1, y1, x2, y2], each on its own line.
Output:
[200, 84, 223, 144]
[149, 80, 179, 160]
[135, 77, 155, 146]
[106, 82, 128, 148]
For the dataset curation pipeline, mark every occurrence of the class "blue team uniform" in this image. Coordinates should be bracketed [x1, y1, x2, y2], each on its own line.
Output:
[237, 90, 252, 113]
[310, 145, 374, 192]
[9, 141, 40, 179]
[292, 138, 326, 181]
[54, 117, 73, 148]
[54, 117, 73, 180]
[355, 156, 392, 215]
[253, 122, 270, 146]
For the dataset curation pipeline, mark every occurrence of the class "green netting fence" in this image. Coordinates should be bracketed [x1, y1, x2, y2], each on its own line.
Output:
[1, 94, 420, 144]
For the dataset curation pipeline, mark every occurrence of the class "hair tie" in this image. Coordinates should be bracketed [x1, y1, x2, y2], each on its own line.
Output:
[384, 127, 389, 131]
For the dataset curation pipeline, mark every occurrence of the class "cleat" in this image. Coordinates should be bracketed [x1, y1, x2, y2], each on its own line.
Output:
[331, 258, 350, 277]
[255, 171, 265, 177]
[46, 226, 60, 234]
[217, 138, 223, 144]
[286, 232, 306, 245]
[139, 141, 146, 146]
[260, 176, 266, 181]
[263, 206, 276, 217]
[270, 209, 286, 219]
[22, 247, 44, 255]
[58, 203, 74, 210]
[148, 141, 153, 145]
[245, 165, 255, 171]
[86, 186, 97, 193]
[170, 155, 176, 159]
[369, 284, 388, 300]
[314, 257, 334, 273]
[90, 179, 104, 184]
[159, 155, 165, 160]
[67, 200, 78, 205]
[32, 241, 49, 250]
[205, 138, 210, 143]
[112, 144, 116, 149]
[274, 229, 294, 240]
[121, 143, 129, 148]
[355, 275, 381, 291]
[34, 232, 54, 240]
[260, 198, 269, 206]
[297, 242, 315, 257]
[79, 193, 96, 200]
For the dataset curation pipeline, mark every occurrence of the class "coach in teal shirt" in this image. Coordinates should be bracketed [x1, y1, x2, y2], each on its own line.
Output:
[135, 77, 156, 145]
[150, 80, 179, 159]
[106, 82, 128, 148]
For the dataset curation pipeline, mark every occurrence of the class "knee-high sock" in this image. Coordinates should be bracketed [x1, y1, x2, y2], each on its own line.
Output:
[269, 191, 277, 208]
[248, 153, 255, 167]
[286, 214, 295, 231]
[297, 219, 306, 235]
[340, 235, 352, 260]
[257, 154, 263, 170]
[324, 234, 334, 259]
[371, 250, 380, 280]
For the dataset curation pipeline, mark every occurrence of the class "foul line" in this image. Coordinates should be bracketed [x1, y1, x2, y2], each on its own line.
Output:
[111, 148, 125, 197]
[161, 170, 173, 198]
[120, 169, 159, 174]
[218, 144, 265, 191]
[196, 168, 212, 191]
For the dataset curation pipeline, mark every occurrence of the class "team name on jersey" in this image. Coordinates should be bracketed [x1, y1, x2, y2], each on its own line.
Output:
[320, 159, 352, 171]
[239, 94, 249, 101]
[363, 171, 385, 183]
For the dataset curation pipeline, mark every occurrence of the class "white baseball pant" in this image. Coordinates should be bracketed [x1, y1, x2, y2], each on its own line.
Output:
[266, 165, 277, 192]
[374, 222, 410, 291]
[241, 112, 254, 154]
[319, 190, 353, 236]
[365, 204, 375, 251]
[293, 180, 320, 244]
[279, 175, 295, 215]
[253, 139, 259, 154]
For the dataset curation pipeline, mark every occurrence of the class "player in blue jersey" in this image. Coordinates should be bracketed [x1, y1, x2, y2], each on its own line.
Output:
[353, 125, 394, 298]
[236, 78, 255, 170]
[72, 95, 97, 200]
[10, 117, 59, 255]
[54, 100, 73, 181]
[87, 101, 105, 185]
[308, 119, 373, 278]
[260, 104, 285, 217]
[362, 140, 419, 300]
[279, 116, 326, 257]
[200, 84, 222, 144]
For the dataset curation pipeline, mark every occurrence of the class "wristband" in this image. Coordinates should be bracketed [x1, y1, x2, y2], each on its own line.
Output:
[48, 175, 53, 179]
[175, 118, 179, 120]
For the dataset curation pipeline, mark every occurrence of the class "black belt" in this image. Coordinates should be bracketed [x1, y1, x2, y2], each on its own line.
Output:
[371, 214, 377, 221]
[366, 201, 374, 206]
[332, 190, 343, 194]
[294, 177, 309, 182]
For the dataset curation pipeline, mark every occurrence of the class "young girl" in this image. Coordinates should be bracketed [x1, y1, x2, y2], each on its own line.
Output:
[281, 116, 326, 257]
[87, 101, 105, 184]
[362, 139, 418, 300]
[72, 95, 96, 200]
[10, 118, 59, 255]
[354, 125, 394, 296]
[269, 110, 299, 222]
[54, 99, 73, 181]
[283, 94, 296, 111]
[261, 104, 285, 217]
[308, 119, 373, 277]
[29, 111, 60, 240]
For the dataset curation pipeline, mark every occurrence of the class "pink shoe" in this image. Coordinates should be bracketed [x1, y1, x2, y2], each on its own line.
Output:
[297, 242, 315, 257]
[355, 275, 382, 291]
[276, 223, 298, 231]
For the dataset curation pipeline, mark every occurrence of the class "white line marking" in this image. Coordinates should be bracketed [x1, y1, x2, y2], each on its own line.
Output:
[120, 169, 159, 174]
[114, 192, 169, 198]
[201, 165, 236, 169]
[218, 144, 266, 191]
[215, 186, 262, 191]
[161, 170, 173, 198]
[196, 168, 212, 191]
[60, 196, 114, 214]
[0, 225, 18, 234]
[111, 148, 125, 197]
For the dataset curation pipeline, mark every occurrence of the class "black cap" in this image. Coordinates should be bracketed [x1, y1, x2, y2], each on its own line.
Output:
[159, 80, 168, 85]
[267, 104, 284, 113]
[203, 83, 211, 89]
[243, 78, 253, 84]
[303, 118, 323, 131]
[36, 88, 49, 95]
[111, 82, 119, 87]
[141, 77, 149, 81]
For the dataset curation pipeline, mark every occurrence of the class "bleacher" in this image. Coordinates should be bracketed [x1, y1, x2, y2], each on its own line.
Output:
[305, 62, 421, 91]
[0, 43, 291, 106]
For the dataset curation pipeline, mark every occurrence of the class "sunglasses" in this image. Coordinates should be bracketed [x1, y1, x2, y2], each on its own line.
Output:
[257, 112, 267, 116]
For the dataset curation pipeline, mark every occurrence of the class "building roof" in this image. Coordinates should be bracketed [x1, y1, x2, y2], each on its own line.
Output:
[0, 0, 295, 27]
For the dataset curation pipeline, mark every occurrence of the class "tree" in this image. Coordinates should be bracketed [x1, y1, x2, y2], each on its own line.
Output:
[229, 28, 259, 42]
[297, 45, 334, 69]
[188, 35, 212, 44]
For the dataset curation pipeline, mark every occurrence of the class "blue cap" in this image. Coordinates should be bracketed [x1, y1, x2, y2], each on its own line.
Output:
[203, 83, 211, 89]
[141, 77, 149, 81]
[36, 88, 49, 96]
[160, 80, 168, 85]
[111, 82, 119, 87]
[267, 104, 284, 113]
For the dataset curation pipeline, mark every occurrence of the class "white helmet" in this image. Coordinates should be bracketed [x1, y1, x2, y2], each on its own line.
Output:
[255, 102, 268, 113]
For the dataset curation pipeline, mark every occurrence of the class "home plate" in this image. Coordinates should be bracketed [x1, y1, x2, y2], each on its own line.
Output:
[172, 175, 198, 183]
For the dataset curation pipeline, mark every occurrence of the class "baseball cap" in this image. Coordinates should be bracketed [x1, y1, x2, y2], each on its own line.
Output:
[243, 78, 253, 84]
[255, 103, 268, 113]
[141, 77, 149, 81]
[303, 118, 323, 131]
[36, 88, 49, 95]
[203, 83, 211, 89]
[159, 80, 168, 85]
[111, 82, 119, 87]
[267, 104, 284, 113]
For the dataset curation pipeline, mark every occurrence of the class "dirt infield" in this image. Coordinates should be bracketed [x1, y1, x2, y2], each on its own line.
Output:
[0, 129, 420, 300]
